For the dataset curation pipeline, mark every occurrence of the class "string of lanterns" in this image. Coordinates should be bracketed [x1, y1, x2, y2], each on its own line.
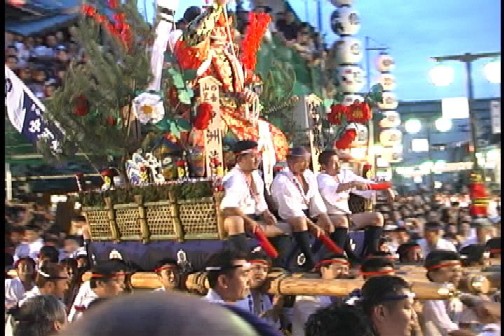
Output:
[376, 51, 403, 164]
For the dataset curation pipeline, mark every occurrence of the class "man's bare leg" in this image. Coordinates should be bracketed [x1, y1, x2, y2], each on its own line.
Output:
[350, 212, 384, 257]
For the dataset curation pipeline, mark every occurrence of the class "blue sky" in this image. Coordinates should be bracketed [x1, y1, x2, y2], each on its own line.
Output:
[139, 0, 501, 102]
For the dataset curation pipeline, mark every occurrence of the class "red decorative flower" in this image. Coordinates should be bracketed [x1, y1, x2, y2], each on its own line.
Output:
[100, 168, 112, 177]
[334, 129, 357, 149]
[107, 0, 119, 9]
[346, 102, 371, 124]
[210, 157, 220, 167]
[194, 103, 213, 130]
[106, 116, 117, 126]
[176, 160, 186, 168]
[73, 95, 89, 117]
[327, 104, 348, 125]
[81, 4, 96, 16]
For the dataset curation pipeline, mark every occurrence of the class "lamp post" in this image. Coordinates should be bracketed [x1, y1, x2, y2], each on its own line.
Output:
[430, 52, 501, 173]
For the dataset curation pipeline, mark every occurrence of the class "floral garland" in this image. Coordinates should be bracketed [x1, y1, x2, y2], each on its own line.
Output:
[81, 0, 132, 51]
[327, 84, 383, 150]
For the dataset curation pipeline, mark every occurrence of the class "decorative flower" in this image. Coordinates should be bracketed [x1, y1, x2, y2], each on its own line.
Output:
[106, 116, 117, 126]
[176, 160, 186, 168]
[334, 129, 357, 149]
[194, 103, 213, 130]
[81, 4, 96, 16]
[107, 0, 119, 9]
[132, 92, 165, 124]
[347, 101, 371, 124]
[327, 104, 348, 125]
[73, 95, 89, 117]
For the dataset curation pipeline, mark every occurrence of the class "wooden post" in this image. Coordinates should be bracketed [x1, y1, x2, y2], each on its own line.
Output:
[306, 94, 323, 173]
[168, 190, 184, 242]
[198, 76, 223, 178]
[104, 197, 120, 241]
[134, 195, 150, 244]
[214, 191, 226, 240]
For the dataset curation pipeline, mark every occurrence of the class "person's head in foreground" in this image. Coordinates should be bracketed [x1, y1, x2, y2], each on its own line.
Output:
[304, 302, 374, 336]
[60, 292, 282, 336]
[13, 294, 67, 336]
[154, 258, 182, 291]
[206, 249, 251, 302]
[360, 276, 415, 336]
[316, 253, 350, 279]
[246, 250, 271, 290]
[424, 249, 462, 287]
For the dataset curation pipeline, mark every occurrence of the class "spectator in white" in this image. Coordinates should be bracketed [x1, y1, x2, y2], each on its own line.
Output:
[68, 260, 127, 322]
[460, 218, 493, 249]
[13, 224, 44, 263]
[235, 250, 282, 329]
[416, 221, 457, 257]
[153, 258, 182, 292]
[220, 140, 288, 254]
[317, 150, 391, 259]
[291, 253, 350, 336]
[271, 147, 331, 271]
[422, 250, 470, 336]
[19, 263, 69, 307]
[5, 257, 36, 309]
[60, 235, 85, 261]
[203, 249, 251, 304]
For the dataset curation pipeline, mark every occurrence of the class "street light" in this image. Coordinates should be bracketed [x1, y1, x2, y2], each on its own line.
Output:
[429, 64, 455, 87]
[404, 117, 453, 190]
[484, 59, 501, 84]
[430, 51, 501, 174]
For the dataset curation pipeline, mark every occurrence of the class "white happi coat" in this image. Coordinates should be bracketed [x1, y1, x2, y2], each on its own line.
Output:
[271, 168, 327, 220]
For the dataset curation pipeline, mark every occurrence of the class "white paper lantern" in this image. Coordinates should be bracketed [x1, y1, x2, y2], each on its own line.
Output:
[375, 53, 395, 72]
[379, 111, 401, 128]
[337, 65, 365, 93]
[377, 92, 398, 110]
[376, 73, 396, 91]
[379, 128, 403, 147]
[333, 36, 363, 64]
[330, 7, 361, 36]
[330, 0, 354, 7]
[341, 94, 364, 106]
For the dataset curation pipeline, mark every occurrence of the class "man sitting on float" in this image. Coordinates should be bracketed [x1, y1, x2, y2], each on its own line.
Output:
[220, 140, 290, 255]
[316, 149, 395, 260]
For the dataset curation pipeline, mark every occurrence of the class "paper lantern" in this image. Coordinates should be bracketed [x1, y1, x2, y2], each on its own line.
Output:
[330, 7, 361, 36]
[375, 53, 395, 72]
[379, 128, 403, 147]
[333, 36, 363, 64]
[330, 0, 354, 8]
[351, 123, 368, 147]
[376, 73, 396, 91]
[341, 94, 364, 106]
[379, 111, 401, 128]
[377, 92, 398, 110]
[337, 65, 365, 93]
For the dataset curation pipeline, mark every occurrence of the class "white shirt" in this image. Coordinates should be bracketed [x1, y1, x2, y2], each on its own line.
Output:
[13, 239, 44, 263]
[202, 288, 226, 304]
[220, 166, 268, 216]
[317, 170, 375, 215]
[235, 292, 280, 329]
[18, 286, 41, 307]
[68, 281, 98, 322]
[292, 295, 332, 336]
[417, 238, 457, 257]
[5, 278, 27, 307]
[422, 299, 460, 336]
[271, 168, 327, 220]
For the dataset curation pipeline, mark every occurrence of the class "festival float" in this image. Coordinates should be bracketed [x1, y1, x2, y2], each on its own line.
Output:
[33, 0, 384, 271]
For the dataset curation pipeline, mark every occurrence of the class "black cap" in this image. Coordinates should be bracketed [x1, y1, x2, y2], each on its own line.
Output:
[287, 146, 310, 158]
[183, 6, 202, 23]
[232, 140, 258, 154]
[255, 5, 272, 13]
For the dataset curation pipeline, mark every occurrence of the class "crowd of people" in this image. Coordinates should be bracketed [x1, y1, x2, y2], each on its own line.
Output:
[4, 142, 501, 336]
